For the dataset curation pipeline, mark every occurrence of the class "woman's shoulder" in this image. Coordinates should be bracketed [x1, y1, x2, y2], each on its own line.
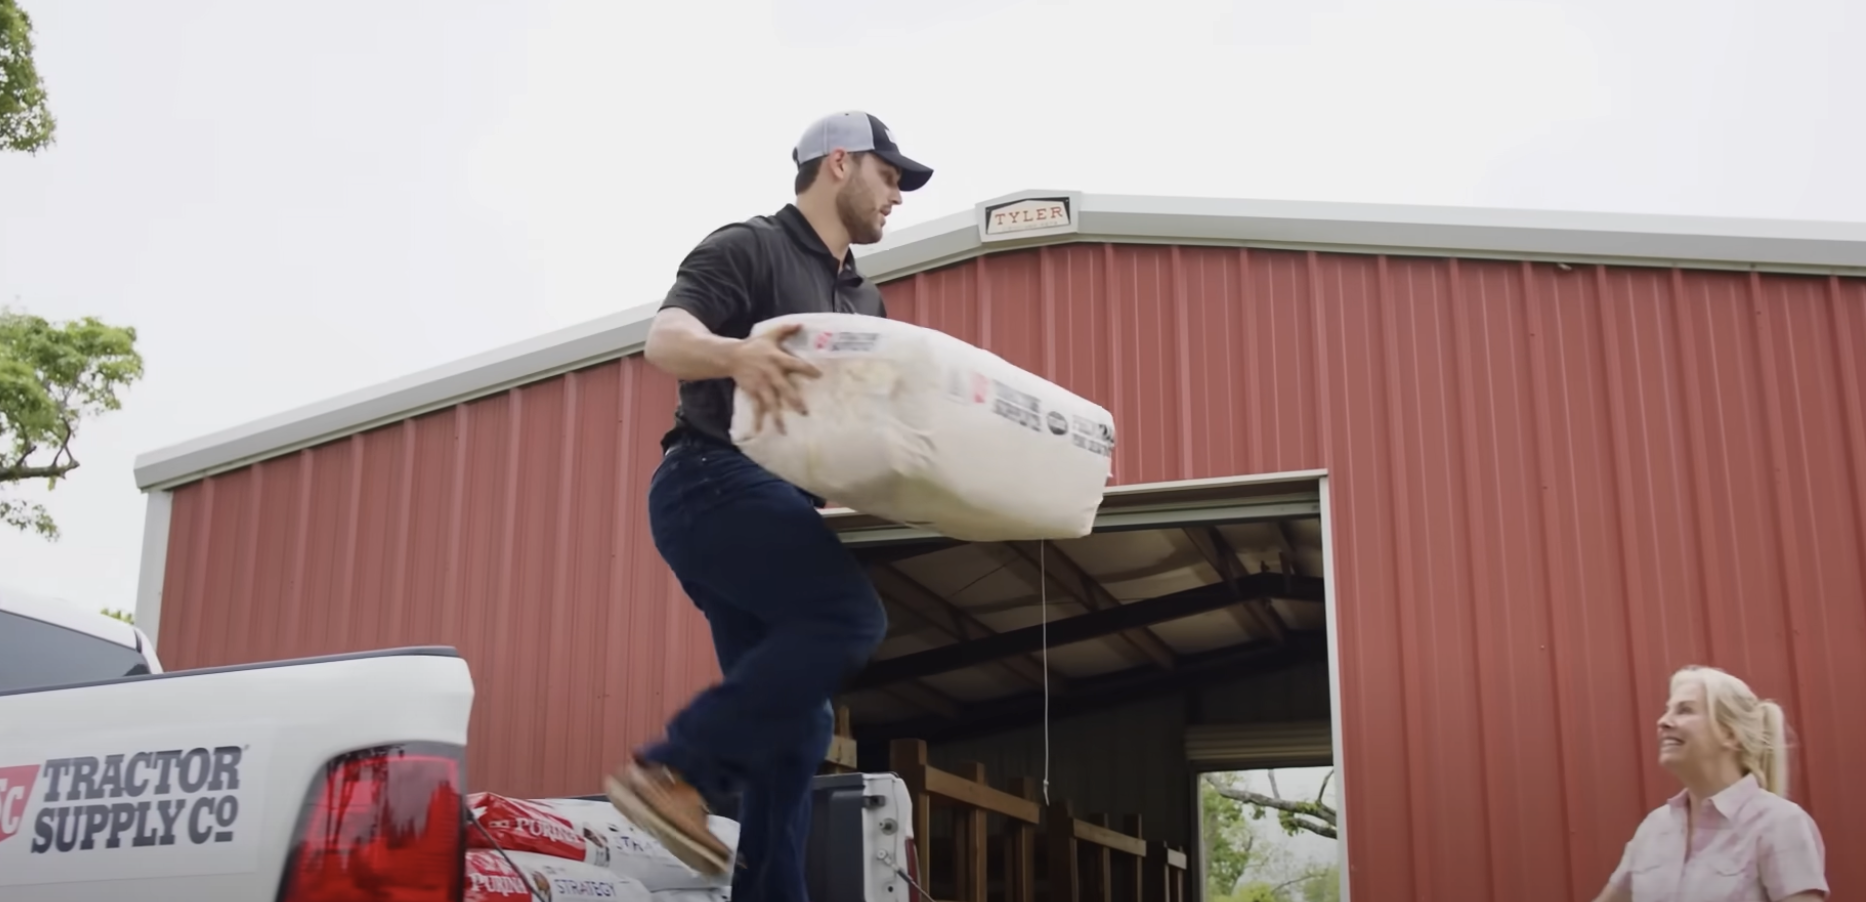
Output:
[1627, 801, 1681, 840]
[1745, 789, 1822, 832]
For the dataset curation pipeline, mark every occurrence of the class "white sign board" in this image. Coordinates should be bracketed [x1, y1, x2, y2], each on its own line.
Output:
[980, 196, 1078, 242]
[0, 726, 275, 887]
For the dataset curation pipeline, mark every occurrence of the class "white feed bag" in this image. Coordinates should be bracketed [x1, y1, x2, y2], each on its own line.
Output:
[468, 792, 738, 892]
[543, 798, 741, 892]
[466, 849, 653, 902]
[729, 313, 1116, 541]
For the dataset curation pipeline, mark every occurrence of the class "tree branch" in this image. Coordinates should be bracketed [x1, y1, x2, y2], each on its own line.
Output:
[1283, 817, 1336, 840]
[1208, 782, 1339, 838]
[1, 419, 78, 483]
[0, 456, 80, 482]
[1270, 874, 1322, 895]
[1209, 786, 1337, 826]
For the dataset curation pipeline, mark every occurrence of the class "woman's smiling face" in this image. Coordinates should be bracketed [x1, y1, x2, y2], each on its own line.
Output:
[1657, 676, 1728, 771]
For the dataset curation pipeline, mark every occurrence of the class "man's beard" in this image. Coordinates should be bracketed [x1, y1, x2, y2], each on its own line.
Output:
[837, 183, 884, 245]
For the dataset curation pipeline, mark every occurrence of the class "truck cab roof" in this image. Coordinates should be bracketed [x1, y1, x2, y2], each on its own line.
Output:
[0, 584, 163, 694]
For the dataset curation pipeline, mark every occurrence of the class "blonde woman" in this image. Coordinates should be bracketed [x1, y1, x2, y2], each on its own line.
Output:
[1591, 665, 1827, 901]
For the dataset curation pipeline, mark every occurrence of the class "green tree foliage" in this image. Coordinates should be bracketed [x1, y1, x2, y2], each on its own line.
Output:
[0, 0, 56, 153]
[1224, 883, 1285, 902]
[1219, 866, 1341, 902]
[101, 608, 133, 624]
[1300, 864, 1341, 902]
[1203, 771, 1341, 902]
[1202, 773, 1258, 897]
[2, 8, 138, 540]
[0, 309, 144, 539]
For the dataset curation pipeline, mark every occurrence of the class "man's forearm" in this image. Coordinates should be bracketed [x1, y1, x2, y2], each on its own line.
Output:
[644, 309, 743, 381]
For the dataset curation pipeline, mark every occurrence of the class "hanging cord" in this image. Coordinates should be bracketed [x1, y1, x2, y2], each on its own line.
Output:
[892, 546, 1053, 900]
[1040, 541, 1051, 806]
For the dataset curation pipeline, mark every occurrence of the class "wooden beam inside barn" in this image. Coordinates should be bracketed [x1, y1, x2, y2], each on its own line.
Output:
[849, 572, 1325, 691]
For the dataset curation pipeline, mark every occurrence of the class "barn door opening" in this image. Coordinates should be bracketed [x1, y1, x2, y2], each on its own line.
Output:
[822, 471, 1345, 902]
[1191, 722, 1341, 902]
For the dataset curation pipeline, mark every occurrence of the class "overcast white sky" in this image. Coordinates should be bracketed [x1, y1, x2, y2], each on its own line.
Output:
[1, 0, 1860, 619]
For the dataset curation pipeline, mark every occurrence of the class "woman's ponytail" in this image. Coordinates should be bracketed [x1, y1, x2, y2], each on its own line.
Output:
[1754, 700, 1790, 797]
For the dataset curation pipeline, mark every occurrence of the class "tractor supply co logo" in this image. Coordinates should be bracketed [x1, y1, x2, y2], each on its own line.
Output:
[1, 765, 38, 844]
[811, 330, 881, 354]
[0, 739, 269, 887]
[16, 748, 247, 852]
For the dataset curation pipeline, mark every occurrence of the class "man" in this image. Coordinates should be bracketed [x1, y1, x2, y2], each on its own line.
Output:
[605, 112, 934, 902]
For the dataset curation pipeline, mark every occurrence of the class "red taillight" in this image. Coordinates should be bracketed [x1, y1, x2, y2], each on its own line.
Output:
[904, 835, 924, 902]
[277, 743, 465, 902]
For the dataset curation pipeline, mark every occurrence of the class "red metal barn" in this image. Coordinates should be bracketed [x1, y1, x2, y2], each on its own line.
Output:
[133, 192, 1866, 902]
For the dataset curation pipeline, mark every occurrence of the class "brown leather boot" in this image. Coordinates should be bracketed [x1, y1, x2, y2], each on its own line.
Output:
[603, 759, 732, 876]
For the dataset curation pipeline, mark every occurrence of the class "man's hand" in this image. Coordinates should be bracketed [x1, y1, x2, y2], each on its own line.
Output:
[729, 322, 821, 435]
[642, 309, 822, 435]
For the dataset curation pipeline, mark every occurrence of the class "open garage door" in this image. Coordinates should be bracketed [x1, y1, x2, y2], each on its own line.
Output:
[819, 471, 1331, 747]
[1185, 721, 1335, 772]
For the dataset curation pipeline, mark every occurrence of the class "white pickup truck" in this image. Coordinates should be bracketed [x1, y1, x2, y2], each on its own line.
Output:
[0, 588, 917, 902]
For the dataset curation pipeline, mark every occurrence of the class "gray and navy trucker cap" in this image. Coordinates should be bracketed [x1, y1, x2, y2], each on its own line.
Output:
[792, 111, 934, 192]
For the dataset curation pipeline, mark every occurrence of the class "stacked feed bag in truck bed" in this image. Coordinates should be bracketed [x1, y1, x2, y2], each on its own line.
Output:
[467, 793, 739, 902]
[521, 773, 919, 902]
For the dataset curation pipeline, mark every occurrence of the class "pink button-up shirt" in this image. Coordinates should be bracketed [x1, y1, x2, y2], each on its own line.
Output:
[1609, 773, 1828, 901]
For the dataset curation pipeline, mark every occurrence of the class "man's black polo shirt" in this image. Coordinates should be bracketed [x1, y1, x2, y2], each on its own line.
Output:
[656, 204, 888, 451]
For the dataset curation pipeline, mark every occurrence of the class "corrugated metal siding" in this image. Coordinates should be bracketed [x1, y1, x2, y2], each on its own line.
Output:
[1183, 722, 1334, 769]
[885, 246, 1866, 902]
[154, 242, 1866, 901]
[158, 359, 723, 799]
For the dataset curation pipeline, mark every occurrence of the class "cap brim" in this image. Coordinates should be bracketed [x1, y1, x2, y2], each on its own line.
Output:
[875, 149, 933, 192]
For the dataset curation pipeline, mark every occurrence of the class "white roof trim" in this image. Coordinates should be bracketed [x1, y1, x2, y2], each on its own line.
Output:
[133, 301, 662, 490]
[134, 191, 1866, 491]
[855, 189, 1866, 283]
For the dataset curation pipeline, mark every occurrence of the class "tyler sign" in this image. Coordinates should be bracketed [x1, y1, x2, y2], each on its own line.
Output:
[979, 196, 1078, 242]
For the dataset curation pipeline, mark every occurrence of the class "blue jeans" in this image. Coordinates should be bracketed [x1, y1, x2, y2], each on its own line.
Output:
[640, 439, 889, 902]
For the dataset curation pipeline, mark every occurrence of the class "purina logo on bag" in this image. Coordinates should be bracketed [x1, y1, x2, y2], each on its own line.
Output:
[468, 868, 532, 897]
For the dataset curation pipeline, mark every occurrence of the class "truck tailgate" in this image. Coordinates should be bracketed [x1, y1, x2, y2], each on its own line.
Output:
[0, 647, 475, 902]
